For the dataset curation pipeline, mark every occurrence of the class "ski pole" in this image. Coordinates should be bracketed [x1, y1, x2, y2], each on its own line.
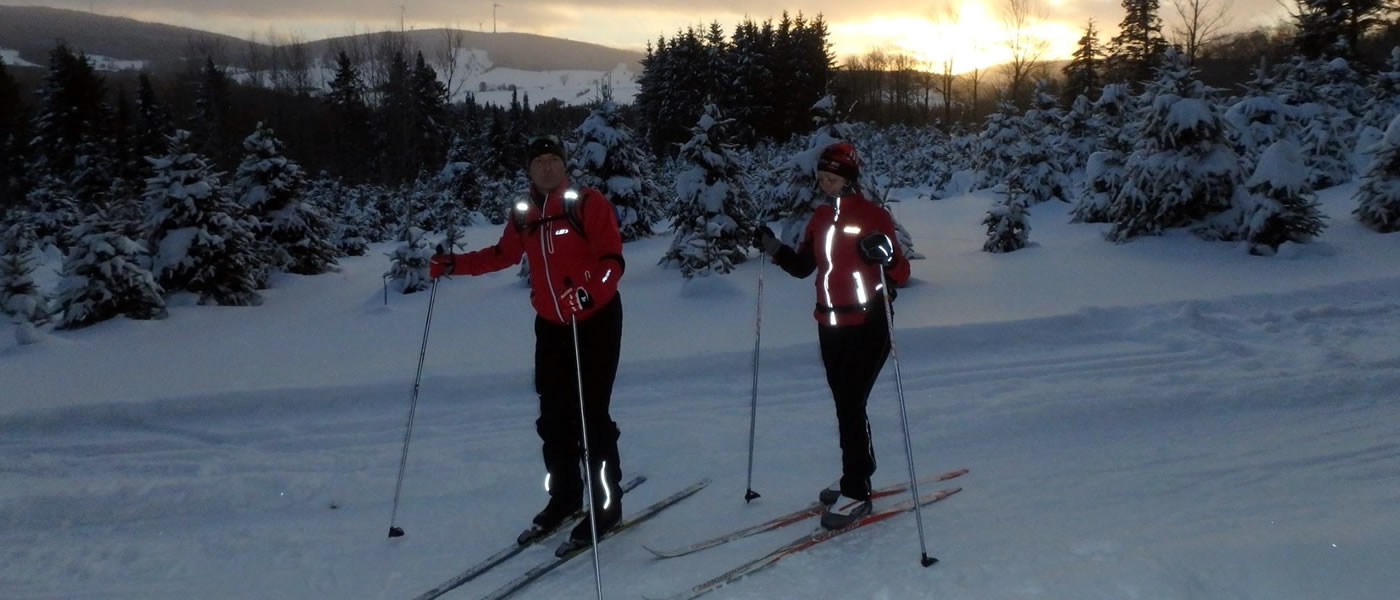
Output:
[743, 255, 764, 503]
[387, 275, 440, 538]
[878, 266, 937, 567]
[570, 314, 606, 600]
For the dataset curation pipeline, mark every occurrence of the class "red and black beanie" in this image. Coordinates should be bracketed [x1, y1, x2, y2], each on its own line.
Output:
[817, 142, 860, 181]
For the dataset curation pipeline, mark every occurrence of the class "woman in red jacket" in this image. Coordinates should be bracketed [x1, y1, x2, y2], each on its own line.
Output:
[754, 141, 910, 531]
[429, 135, 626, 555]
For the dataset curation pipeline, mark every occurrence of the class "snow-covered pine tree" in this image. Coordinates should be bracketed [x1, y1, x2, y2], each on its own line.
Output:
[1236, 140, 1327, 254]
[973, 101, 1021, 192]
[570, 99, 666, 241]
[384, 226, 432, 294]
[983, 183, 1032, 253]
[143, 129, 263, 306]
[19, 176, 82, 249]
[1278, 56, 1360, 188]
[430, 132, 481, 232]
[1360, 48, 1400, 134]
[305, 177, 368, 257]
[660, 103, 753, 278]
[0, 240, 49, 327]
[1070, 83, 1137, 223]
[1060, 94, 1099, 177]
[28, 43, 115, 206]
[1106, 50, 1242, 242]
[1008, 82, 1072, 205]
[1353, 114, 1400, 233]
[232, 123, 338, 276]
[1223, 64, 1294, 177]
[55, 205, 167, 329]
[1295, 103, 1355, 189]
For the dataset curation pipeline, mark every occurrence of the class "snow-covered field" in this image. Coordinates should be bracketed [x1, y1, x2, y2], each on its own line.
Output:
[3, 185, 1399, 600]
[1, 48, 42, 68]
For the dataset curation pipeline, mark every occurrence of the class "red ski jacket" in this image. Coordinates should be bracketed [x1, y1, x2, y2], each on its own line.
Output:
[444, 179, 624, 324]
[774, 192, 910, 327]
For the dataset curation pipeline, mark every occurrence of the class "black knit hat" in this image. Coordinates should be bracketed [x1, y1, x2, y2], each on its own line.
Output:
[525, 134, 566, 166]
[817, 142, 860, 181]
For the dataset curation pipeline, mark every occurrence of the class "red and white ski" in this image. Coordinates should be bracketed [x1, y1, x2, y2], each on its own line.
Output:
[644, 485, 963, 600]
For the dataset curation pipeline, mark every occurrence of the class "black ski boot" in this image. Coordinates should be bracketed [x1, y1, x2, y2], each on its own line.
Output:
[517, 495, 580, 545]
[556, 466, 622, 556]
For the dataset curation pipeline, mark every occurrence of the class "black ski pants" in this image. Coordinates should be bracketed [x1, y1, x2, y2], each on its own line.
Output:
[817, 305, 891, 501]
[533, 294, 623, 513]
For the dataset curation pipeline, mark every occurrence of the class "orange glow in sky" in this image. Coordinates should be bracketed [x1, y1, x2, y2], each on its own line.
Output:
[830, 3, 1082, 75]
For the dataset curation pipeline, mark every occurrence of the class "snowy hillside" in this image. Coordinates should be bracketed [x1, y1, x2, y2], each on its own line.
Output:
[3, 185, 1399, 600]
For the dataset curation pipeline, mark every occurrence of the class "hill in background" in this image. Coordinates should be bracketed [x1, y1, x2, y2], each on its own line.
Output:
[0, 5, 644, 74]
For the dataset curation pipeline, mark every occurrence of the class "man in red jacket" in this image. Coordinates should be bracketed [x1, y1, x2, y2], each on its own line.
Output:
[429, 135, 626, 554]
[754, 141, 910, 531]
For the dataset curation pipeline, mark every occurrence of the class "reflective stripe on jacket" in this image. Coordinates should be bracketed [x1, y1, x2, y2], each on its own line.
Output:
[448, 179, 624, 324]
[774, 192, 910, 327]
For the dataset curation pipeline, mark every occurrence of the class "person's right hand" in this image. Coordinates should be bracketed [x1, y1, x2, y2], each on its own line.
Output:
[429, 245, 455, 279]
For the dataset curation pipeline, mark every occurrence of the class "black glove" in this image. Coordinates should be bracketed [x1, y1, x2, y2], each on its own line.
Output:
[429, 244, 455, 279]
[752, 226, 781, 256]
[858, 233, 895, 266]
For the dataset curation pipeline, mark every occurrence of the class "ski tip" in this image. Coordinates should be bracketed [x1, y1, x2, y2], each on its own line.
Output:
[642, 544, 670, 558]
[388, 526, 405, 538]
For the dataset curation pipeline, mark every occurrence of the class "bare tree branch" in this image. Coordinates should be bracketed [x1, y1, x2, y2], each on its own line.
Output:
[1170, 0, 1234, 64]
[1000, 0, 1049, 107]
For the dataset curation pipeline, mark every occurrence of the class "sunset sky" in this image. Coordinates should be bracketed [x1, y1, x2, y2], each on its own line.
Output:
[13, 0, 1294, 72]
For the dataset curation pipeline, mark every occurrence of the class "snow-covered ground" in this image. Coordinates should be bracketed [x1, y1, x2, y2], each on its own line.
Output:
[3, 185, 1399, 600]
[1, 48, 42, 68]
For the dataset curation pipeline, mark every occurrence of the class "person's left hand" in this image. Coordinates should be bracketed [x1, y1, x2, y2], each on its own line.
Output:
[858, 233, 895, 266]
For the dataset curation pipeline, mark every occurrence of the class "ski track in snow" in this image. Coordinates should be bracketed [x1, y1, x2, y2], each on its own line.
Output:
[4, 280, 1400, 599]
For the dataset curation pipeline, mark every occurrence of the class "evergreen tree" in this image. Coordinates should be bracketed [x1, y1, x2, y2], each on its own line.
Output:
[1296, 103, 1356, 188]
[1059, 95, 1099, 175]
[726, 19, 776, 147]
[133, 73, 172, 163]
[1071, 83, 1138, 223]
[409, 51, 451, 176]
[1013, 81, 1072, 204]
[974, 101, 1022, 191]
[0, 58, 30, 213]
[1105, 0, 1169, 86]
[192, 57, 234, 167]
[434, 131, 484, 227]
[1236, 140, 1327, 254]
[375, 51, 414, 183]
[143, 130, 263, 305]
[324, 51, 373, 181]
[383, 226, 432, 294]
[661, 103, 753, 278]
[0, 241, 49, 326]
[1293, 0, 1388, 60]
[55, 205, 167, 329]
[570, 99, 666, 241]
[1063, 19, 1105, 104]
[1223, 64, 1294, 177]
[983, 185, 1032, 253]
[29, 43, 116, 209]
[1360, 48, 1400, 133]
[1354, 114, 1400, 232]
[1106, 50, 1242, 242]
[233, 123, 338, 276]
